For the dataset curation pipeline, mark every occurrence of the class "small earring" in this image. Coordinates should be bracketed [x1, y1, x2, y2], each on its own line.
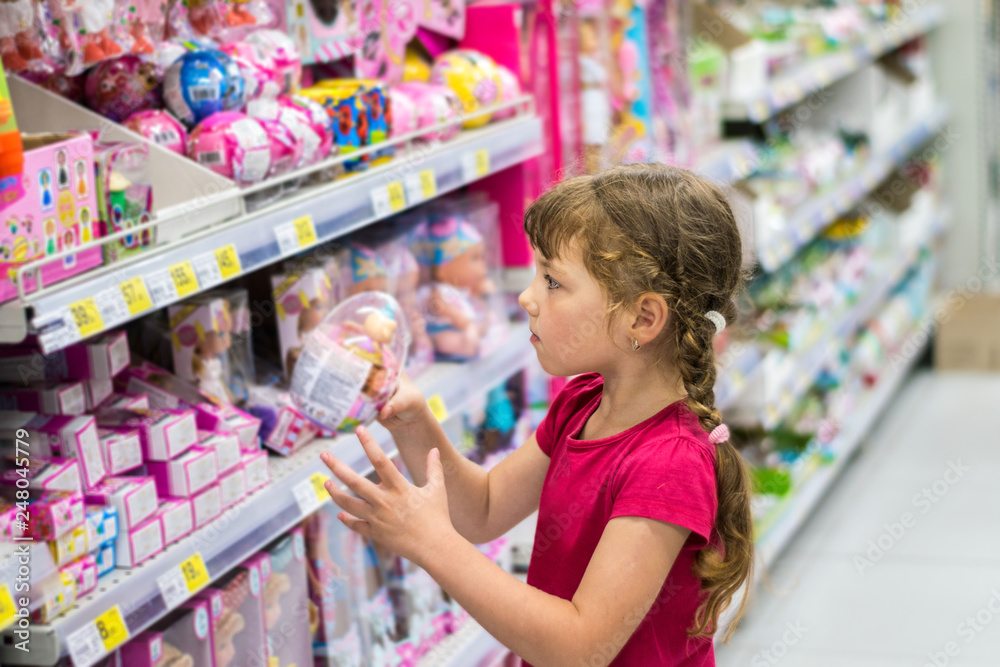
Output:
[632, 339, 640, 351]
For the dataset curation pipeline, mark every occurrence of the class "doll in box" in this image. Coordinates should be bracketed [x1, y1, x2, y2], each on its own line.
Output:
[263, 529, 313, 667]
[414, 216, 491, 362]
[169, 298, 235, 404]
[272, 267, 333, 379]
[0, 0, 45, 73]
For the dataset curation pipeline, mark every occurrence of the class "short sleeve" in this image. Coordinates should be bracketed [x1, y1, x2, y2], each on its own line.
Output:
[535, 373, 601, 457]
[610, 438, 717, 549]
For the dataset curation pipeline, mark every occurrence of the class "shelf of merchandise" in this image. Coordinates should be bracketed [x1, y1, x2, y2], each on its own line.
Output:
[0, 324, 534, 667]
[418, 618, 508, 667]
[0, 542, 59, 622]
[0, 112, 544, 352]
[756, 104, 949, 272]
[722, 5, 945, 124]
[696, 139, 760, 185]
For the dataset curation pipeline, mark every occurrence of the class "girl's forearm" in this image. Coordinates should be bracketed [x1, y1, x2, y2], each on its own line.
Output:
[420, 531, 588, 667]
[386, 410, 494, 542]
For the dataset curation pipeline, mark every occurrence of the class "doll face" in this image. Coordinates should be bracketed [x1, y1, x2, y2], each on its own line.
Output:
[580, 19, 599, 54]
[299, 302, 325, 336]
[434, 242, 487, 290]
[265, 597, 281, 629]
[349, 274, 388, 295]
[217, 636, 236, 667]
[198, 330, 231, 358]
[363, 312, 396, 343]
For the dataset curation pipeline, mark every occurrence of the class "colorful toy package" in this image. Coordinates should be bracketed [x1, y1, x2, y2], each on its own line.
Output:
[307, 505, 364, 664]
[94, 141, 155, 264]
[261, 528, 313, 667]
[168, 296, 236, 404]
[201, 555, 270, 667]
[271, 266, 334, 380]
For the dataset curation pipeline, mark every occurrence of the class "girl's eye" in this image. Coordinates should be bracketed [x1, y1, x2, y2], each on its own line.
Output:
[544, 274, 560, 290]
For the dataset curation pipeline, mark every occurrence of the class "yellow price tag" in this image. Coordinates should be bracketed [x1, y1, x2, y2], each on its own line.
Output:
[119, 277, 153, 316]
[294, 215, 317, 247]
[169, 261, 199, 298]
[0, 584, 15, 632]
[474, 149, 490, 177]
[387, 181, 406, 212]
[215, 245, 242, 280]
[310, 473, 332, 502]
[427, 394, 449, 423]
[94, 606, 130, 652]
[180, 553, 210, 593]
[69, 297, 104, 337]
[419, 169, 437, 199]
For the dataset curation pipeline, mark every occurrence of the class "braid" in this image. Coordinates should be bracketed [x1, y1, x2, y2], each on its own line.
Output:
[672, 299, 723, 432]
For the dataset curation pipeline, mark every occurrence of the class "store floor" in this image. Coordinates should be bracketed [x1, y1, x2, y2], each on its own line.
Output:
[715, 370, 1000, 667]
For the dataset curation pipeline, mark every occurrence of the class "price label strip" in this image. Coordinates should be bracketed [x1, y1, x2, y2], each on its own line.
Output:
[146, 270, 180, 307]
[0, 583, 15, 632]
[157, 553, 211, 609]
[293, 473, 332, 516]
[371, 182, 406, 219]
[427, 394, 449, 423]
[404, 169, 437, 205]
[92, 287, 130, 328]
[294, 215, 317, 247]
[169, 261, 199, 298]
[68, 297, 104, 338]
[275, 222, 300, 255]
[67, 605, 130, 667]
[215, 244, 242, 280]
[36, 310, 82, 353]
[461, 149, 491, 183]
[119, 276, 153, 316]
[193, 252, 224, 290]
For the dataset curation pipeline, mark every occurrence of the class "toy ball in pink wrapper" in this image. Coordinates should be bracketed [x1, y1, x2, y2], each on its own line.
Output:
[84, 55, 163, 122]
[219, 41, 281, 102]
[290, 292, 411, 432]
[394, 82, 462, 142]
[388, 88, 418, 138]
[124, 109, 189, 155]
[245, 29, 302, 95]
[187, 111, 272, 185]
[247, 99, 303, 176]
[493, 64, 521, 120]
[278, 96, 332, 166]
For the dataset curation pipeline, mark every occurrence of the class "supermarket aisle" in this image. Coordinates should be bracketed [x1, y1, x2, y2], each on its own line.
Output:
[716, 370, 1000, 666]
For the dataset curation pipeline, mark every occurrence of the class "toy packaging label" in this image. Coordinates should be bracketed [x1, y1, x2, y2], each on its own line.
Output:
[1, 381, 87, 415]
[192, 483, 223, 528]
[98, 428, 144, 475]
[289, 338, 370, 431]
[218, 466, 247, 508]
[25, 491, 85, 541]
[148, 447, 219, 497]
[95, 141, 155, 265]
[52, 525, 88, 566]
[117, 516, 165, 568]
[242, 451, 270, 491]
[99, 392, 151, 412]
[84, 377, 114, 411]
[156, 499, 194, 546]
[0, 456, 80, 493]
[197, 430, 243, 474]
[85, 476, 158, 532]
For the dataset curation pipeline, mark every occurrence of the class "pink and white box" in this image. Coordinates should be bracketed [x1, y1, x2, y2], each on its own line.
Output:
[195, 402, 261, 451]
[120, 630, 163, 666]
[29, 413, 106, 489]
[218, 466, 247, 509]
[63, 553, 99, 597]
[0, 381, 87, 415]
[155, 499, 194, 546]
[191, 483, 222, 529]
[51, 525, 88, 566]
[98, 428, 144, 475]
[195, 430, 242, 475]
[95, 408, 198, 461]
[147, 447, 219, 497]
[26, 491, 85, 540]
[85, 476, 159, 532]
[0, 332, 131, 383]
[241, 450, 269, 493]
[84, 377, 114, 411]
[97, 392, 151, 411]
[116, 516, 164, 567]
[0, 456, 81, 493]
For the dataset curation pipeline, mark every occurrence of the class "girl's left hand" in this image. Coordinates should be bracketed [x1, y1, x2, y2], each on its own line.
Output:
[320, 426, 455, 566]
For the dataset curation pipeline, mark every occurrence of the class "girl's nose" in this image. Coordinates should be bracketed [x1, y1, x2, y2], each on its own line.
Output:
[518, 287, 537, 316]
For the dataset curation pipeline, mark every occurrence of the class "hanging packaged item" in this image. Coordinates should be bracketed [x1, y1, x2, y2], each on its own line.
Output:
[94, 141, 155, 264]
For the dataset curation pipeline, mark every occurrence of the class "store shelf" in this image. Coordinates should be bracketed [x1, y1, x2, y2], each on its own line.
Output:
[418, 619, 508, 667]
[722, 5, 945, 124]
[0, 324, 534, 667]
[696, 140, 759, 184]
[756, 104, 949, 272]
[0, 113, 544, 352]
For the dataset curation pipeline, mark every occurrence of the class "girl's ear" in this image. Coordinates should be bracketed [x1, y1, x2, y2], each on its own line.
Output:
[631, 292, 669, 345]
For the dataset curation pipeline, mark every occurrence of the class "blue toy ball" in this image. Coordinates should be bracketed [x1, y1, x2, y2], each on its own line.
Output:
[163, 50, 246, 126]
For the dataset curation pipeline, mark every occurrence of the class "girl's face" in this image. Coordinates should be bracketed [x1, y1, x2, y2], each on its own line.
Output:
[518, 239, 627, 377]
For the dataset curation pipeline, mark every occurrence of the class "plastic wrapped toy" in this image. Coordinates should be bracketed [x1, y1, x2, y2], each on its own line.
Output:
[84, 55, 162, 123]
[278, 95, 332, 167]
[126, 0, 168, 55]
[247, 98, 303, 177]
[123, 109, 188, 155]
[169, 296, 235, 404]
[94, 140, 155, 264]
[20, 67, 84, 102]
[272, 266, 333, 380]
[220, 40, 281, 102]
[52, 0, 127, 72]
[289, 291, 410, 432]
[187, 111, 271, 185]
[0, 0, 47, 73]
[245, 29, 301, 94]
[388, 87, 417, 137]
[429, 50, 502, 129]
[163, 49, 245, 126]
[393, 82, 461, 142]
[492, 64, 521, 121]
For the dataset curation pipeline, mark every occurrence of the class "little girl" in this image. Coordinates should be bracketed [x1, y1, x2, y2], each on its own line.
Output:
[321, 163, 754, 666]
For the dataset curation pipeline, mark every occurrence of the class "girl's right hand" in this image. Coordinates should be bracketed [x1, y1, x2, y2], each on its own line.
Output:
[377, 373, 430, 430]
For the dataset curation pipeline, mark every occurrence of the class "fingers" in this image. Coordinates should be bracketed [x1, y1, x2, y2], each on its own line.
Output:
[356, 426, 403, 487]
[425, 447, 444, 491]
[325, 480, 370, 518]
[337, 512, 372, 537]
[320, 451, 380, 502]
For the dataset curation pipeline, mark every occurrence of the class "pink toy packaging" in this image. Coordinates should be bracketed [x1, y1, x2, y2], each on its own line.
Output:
[416, 0, 465, 41]
[0, 380, 86, 415]
[217, 463, 246, 509]
[247, 97, 304, 178]
[261, 528, 312, 667]
[203, 554, 269, 667]
[197, 429, 243, 475]
[241, 449, 270, 492]
[146, 598, 215, 667]
[270, 266, 333, 379]
[84, 377, 114, 411]
[187, 111, 272, 186]
[19, 413, 106, 489]
[0, 456, 80, 493]
[26, 490, 85, 541]
[49, 0, 131, 74]
[85, 475, 159, 532]
[98, 427, 144, 476]
[168, 297, 237, 404]
[94, 140, 155, 265]
[155, 498, 194, 547]
[354, 0, 416, 86]
[116, 514, 164, 567]
[85, 503, 119, 551]
[98, 392, 150, 411]
[83, 55, 162, 122]
[120, 631, 165, 667]
[123, 110, 188, 155]
[348, 533, 403, 665]
[220, 40, 282, 102]
[64, 553, 99, 597]
[245, 383, 319, 455]
[0, 0, 56, 74]
[392, 82, 462, 142]
[245, 28, 302, 94]
[0, 330, 130, 383]
[278, 95, 333, 167]
[125, 0, 168, 56]
[95, 407, 198, 461]
[50, 522, 87, 565]
[281, 0, 357, 65]
[0, 133, 102, 305]
[190, 481, 223, 528]
[147, 446, 219, 497]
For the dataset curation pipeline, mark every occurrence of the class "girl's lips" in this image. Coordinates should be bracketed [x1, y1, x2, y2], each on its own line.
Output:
[530, 331, 540, 343]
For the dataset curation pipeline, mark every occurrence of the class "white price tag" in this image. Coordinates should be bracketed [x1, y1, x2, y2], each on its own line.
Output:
[146, 270, 180, 307]
[37, 310, 82, 354]
[157, 567, 190, 610]
[275, 222, 300, 256]
[370, 186, 393, 219]
[67, 622, 106, 667]
[193, 253, 224, 290]
[461, 152, 478, 183]
[94, 286, 129, 328]
[293, 477, 326, 516]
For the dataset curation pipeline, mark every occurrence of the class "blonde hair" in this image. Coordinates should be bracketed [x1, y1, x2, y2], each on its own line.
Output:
[524, 163, 754, 640]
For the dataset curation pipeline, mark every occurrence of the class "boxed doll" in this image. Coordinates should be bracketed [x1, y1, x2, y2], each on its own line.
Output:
[147, 446, 219, 497]
[168, 297, 236, 405]
[97, 428, 144, 476]
[246, 384, 318, 456]
[84, 476, 159, 533]
[63, 553, 99, 598]
[347, 532, 404, 665]
[0, 330, 130, 383]
[0, 132, 103, 305]
[26, 491, 85, 541]
[271, 267, 334, 380]
[116, 515, 164, 567]
[0, 380, 87, 415]
[203, 288, 255, 406]
[201, 556, 269, 667]
[262, 528, 313, 667]
[155, 498, 194, 547]
[95, 407, 198, 461]
[150, 599, 215, 667]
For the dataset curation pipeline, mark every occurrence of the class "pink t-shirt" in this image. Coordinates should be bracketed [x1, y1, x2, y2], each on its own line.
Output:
[526, 373, 719, 667]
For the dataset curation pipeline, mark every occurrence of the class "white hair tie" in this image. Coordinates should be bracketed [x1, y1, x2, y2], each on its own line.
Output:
[705, 310, 726, 335]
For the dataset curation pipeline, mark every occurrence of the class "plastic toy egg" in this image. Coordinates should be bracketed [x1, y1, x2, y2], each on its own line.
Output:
[279, 96, 333, 166]
[84, 55, 163, 122]
[403, 47, 431, 82]
[388, 88, 417, 137]
[430, 50, 503, 129]
[123, 109, 189, 155]
[492, 64, 521, 121]
[220, 41, 281, 102]
[394, 82, 463, 142]
[245, 30, 302, 95]
[163, 50, 245, 126]
[290, 292, 411, 432]
[21, 67, 85, 103]
[247, 99, 303, 177]
[187, 111, 271, 185]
